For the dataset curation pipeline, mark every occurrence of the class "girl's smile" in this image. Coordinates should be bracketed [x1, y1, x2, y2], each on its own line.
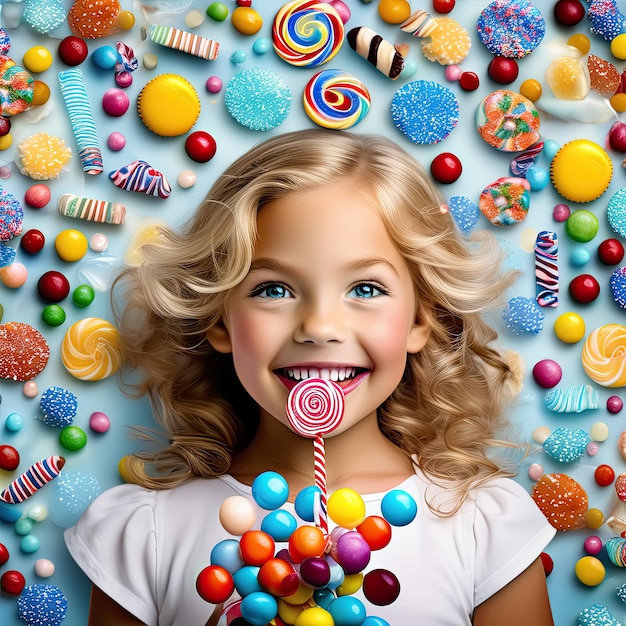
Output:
[207, 179, 431, 437]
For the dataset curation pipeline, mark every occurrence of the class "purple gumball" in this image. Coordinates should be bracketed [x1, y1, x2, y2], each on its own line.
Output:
[334, 531, 371, 574]
[532, 359, 562, 388]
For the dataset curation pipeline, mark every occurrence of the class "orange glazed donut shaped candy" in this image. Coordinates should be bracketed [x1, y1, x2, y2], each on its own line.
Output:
[68, 0, 121, 38]
[531, 473, 588, 531]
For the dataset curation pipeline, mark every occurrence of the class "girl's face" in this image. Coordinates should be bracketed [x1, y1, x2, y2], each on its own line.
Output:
[207, 180, 431, 436]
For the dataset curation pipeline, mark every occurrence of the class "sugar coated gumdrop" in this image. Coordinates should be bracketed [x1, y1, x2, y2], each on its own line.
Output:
[17, 584, 68, 625]
[531, 473, 588, 531]
[68, 0, 122, 38]
[48, 470, 101, 528]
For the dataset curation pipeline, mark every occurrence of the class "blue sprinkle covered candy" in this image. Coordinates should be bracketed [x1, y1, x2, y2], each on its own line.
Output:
[448, 196, 479, 236]
[39, 386, 78, 427]
[587, 0, 626, 42]
[0, 184, 23, 242]
[23, 0, 67, 34]
[225, 68, 292, 131]
[610, 267, 626, 309]
[502, 296, 544, 335]
[390, 80, 458, 144]
[17, 584, 68, 625]
[0, 242, 16, 267]
[543, 427, 590, 463]
[607, 188, 626, 238]
[577, 604, 621, 626]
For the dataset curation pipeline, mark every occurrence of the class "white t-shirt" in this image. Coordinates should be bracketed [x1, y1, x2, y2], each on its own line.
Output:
[64, 470, 555, 626]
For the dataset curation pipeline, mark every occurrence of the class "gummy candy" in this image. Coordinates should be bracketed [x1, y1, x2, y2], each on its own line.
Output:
[531, 473, 588, 531]
[18, 132, 72, 180]
[68, 0, 121, 39]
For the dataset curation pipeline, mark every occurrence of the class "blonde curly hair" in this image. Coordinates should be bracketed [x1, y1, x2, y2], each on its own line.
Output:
[114, 129, 524, 514]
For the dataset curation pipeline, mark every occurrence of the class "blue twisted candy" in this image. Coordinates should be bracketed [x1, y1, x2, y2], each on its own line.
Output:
[544, 385, 599, 413]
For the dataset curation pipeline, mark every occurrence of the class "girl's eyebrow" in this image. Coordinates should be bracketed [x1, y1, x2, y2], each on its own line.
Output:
[248, 256, 400, 277]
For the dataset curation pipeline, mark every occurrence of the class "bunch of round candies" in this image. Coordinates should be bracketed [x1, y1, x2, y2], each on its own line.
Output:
[196, 470, 417, 626]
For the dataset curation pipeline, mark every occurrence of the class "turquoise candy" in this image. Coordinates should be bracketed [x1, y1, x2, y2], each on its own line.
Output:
[23, 0, 67, 34]
[577, 604, 621, 626]
[543, 426, 590, 463]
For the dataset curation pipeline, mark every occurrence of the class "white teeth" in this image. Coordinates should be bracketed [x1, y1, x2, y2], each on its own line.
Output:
[283, 367, 357, 381]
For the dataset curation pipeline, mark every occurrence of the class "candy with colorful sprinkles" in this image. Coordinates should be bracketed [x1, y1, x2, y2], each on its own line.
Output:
[16, 584, 68, 625]
[448, 196, 479, 236]
[607, 188, 626, 239]
[0, 455, 65, 504]
[0, 185, 23, 241]
[544, 384, 599, 413]
[587, 0, 626, 42]
[108, 160, 172, 198]
[0, 321, 50, 381]
[39, 387, 78, 428]
[610, 267, 626, 309]
[502, 296, 544, 335]
[479, 177, 530, 226]
[531, 473, 588, 531]
[543, 427, 590, 463]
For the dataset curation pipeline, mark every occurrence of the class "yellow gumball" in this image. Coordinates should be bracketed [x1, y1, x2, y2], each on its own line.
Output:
[611, 33, 626, 60]
[281, 582, 314, 606]
[294, 607, 333, 626]
[55, 229, 88, 262]
[554, 311, 585, 344]
[519, 79, 542, 102]
[611, 92, 626, 113]
[584, 508, 604, 529]
[32, 80, 51, 106]
[575, 556, 605, 586]
[336, 572, 363, 596]
[117, 10, 136, 30]
[118, 455, 140, 483]
[0, 134, 12, 150]
[567, 33, 590, 55]
[231, 7, 263, 35]
[327, 488, 366, 529]
[378, 0, 411, 24]
[22, 46, 53, 73]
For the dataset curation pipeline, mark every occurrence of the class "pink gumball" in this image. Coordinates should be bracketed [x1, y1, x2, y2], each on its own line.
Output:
[607, 396, 623, 414]
[0, 262, 28, 288]
[532, 359, 562, 388]
[107, 131, 126, 151]
[334, 531, 371, 574]
[583, 535, 603, 555]
[89, 411, 110, 433]
[102, 88, 129, 116]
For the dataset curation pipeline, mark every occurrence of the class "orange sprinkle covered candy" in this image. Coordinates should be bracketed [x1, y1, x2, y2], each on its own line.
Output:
[0, 322, 50, 381]
[68, 0, 121, 39]
[531, 473, 588, 531]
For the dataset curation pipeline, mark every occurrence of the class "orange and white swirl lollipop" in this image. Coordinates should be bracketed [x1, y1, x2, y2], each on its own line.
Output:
[287, 377, 344, 437]
[582, 324, 626, 387]
[61, 317, 121, 381]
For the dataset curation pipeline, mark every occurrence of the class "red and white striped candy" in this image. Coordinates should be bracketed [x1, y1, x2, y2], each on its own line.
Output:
[286, 378, 344, 437]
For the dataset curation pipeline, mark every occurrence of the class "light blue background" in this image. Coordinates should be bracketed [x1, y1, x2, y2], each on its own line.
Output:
[0, 1, 625, 624]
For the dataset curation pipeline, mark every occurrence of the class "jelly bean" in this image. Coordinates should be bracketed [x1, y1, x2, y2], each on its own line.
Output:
[230, 49, 247, 64]
[520, 79, 542, 102]
[251, 471, 289, 510]
[356, 515, 392, 550]
[206, 76, 223, 93]
[363, 569, 400, 606]
[240, 530, 275, 566]
[543, 139, 560, 161]
[196, 564, 235, 603]
[288, 526, 325, 563]
[207, 2, 228, 21]
[23, 381, 38, 398]
[5, 412, 24, 432]
[294, 606, 333, 626]
[210, 538, 244, 573]
[72, 284, 95, 307]
[336, 572, 363, 596]
[177, 170, 196, 189]
[240, 591, 278, 625]
[532, 359, 562, 388]
[0, 262, 28, 288]
[32, 80, 51, 106]
[258, 558, 299, 596]
[253, 37, 271, 55]
[568, 274, 600, 304]
[433, 0, 456, 12]
[575, 555, 605, 586]
[41, 304, 66, 327]
[28, 505, 47, 523]
[586, 441, 599, 456]
[445, 65, 463, 81]
[611, 33, 626, 60]
[595, 464, 615, 486]
[528, 463, 544, 481]
[107, 131, 126, 151]
[584, 508, 604, 529]
[487, 56, 518, 84]
[58, 36, 89, 66]
[552, 203, 570, 222]
[525, 165, 549, 191]
[380, 489, 417, 526]
[24, 183, 51, 208]
[611, 93, 626, 112]
[459, 71, 480, 91]
[34, 558, 55, 577]
[553, 311, 585, 343]
[570, 246, 590, 266]
[219, 495, 257, 536]
[583, 535, 603, 555]
[334, 531, 371, 574]
[378, 0, 411, 24]
[294, 485, 320, 522]
[92, 45, 119, 70]
[0, 444, 20, 470]
[233, 565, 262, 597]
[21, 229, 45, 254]
[89, 411, 110, 433]
[23, 46, 53, 73]
[1, 570, 26, 595]
[328, 488, 366, 528]
[260, 509, 297, 541]
[90, 233, 109, 252]
[15, 517, 33, 536]
[589, 422, 609, 443]
[231, 7, 263, 35]
[185, 131, 217, 163]
[566, 210, 599, 243]
[554, 0, 585, 26]
[532, 426, 550, 445]
[59, 425, 87, 451]
[55, 229, 88, 262]
[117, 10, 135, 29]
[598, 238, 625, 265]
[38, 271, 70, 303]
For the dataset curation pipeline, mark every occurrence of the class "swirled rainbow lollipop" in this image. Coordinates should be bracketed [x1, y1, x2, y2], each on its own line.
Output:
[272, 0, 344, 67]
[287, 377, 344, 535]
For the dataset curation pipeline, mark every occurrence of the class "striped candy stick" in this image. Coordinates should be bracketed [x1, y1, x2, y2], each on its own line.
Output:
[0, 455, 65, 504]
[286, 378, 344, 536]
[535, 230, 559, 308]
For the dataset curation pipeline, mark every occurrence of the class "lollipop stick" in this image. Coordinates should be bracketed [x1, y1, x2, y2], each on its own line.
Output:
[314, 434, 328, 535]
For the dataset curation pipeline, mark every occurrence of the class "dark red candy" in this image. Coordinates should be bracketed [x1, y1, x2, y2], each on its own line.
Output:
[185, 131, 217, 163]
[0, 117, 11, 137]
[569, 273, 600, 303]
[58, 36, 89, 66]
[488, 56, 519, 84]
[0, 444, 20, 471]
[459, 71, 479, 91]
[1, 570, 25, 595]
[362, 569, 401, 606]
[598, 238, 625, 265]
[432, 0, 455, 13]
[37, 270, 70, 303]
[553, 0, 585, 26]
[20, 229, 45, 254]
[430, 152, 462, 184]
[0, 543, 8, 566]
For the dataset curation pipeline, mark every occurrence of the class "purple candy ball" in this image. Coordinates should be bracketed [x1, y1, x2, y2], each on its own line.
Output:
[607, 395, 623, 414]
[553, 203, 570, 222]
[300, 556, 331, 588]
[532, 359, 563, 388]
[335, 531, 371, 575]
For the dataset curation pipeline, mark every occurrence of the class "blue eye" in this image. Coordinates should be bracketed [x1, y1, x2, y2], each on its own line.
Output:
[349, 283, 386, 299]
[251, 283, 293, 299]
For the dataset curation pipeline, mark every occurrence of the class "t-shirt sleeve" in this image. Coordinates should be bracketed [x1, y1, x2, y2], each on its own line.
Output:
[64, 484, 159, 625]
[472, 477, 556, 607]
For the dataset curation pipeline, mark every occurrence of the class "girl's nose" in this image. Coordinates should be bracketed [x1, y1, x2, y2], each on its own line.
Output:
[293, 301, 347, 345]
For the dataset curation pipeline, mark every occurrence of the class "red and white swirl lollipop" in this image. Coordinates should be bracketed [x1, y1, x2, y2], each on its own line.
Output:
[287, 377, 344, 437]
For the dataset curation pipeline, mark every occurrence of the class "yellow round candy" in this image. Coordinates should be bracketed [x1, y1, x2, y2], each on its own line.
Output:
[611, 33, 626, 60]
[32, 80, 50, 106]
[55, 229, 88, 262]
[611, 92, 626, 113]
[550, 139, 612, 203]
[378, 0, 411, 24]
[575, 556, 605, 586]
[281, 582, 314, 606]
[22, 46, 53, 73]
[520, 79, 542, 102]
[117, 10, 135, 30]
[554, 311, 585, 344]
[584, 508, 605, 529]
[294, 607, 333, 626]
[0, 134, 12, 150]
[137, 74, 200, 137]
[336, 572, 363, 596]
[567, 33, 590, 55]
[118, 455, 139, 483]
[231, 7, 263, 35]
[327, 488, 366, 529]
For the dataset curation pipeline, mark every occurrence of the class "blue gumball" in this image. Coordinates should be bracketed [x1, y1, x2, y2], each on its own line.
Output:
[251, 471, 289, 510]
[210, 538, 244, 574]
[294, 484, 321, 522]
[542, 139, 560, 161]
[260, 508, 297, 541]
[313, 587, 336, 610]
[91, 45, 119, 70]
[525, 164, 549, 191]
[240, 591, 278, 626]
[380, 489, 417, 527]
[362, 618, 391, 626]
[570, 246, 591, 267]
[233, 565, 262, 597]
[328, 595, 366, 626]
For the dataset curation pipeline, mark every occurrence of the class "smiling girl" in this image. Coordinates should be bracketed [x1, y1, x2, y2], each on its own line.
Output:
[65, 129, 555, 626]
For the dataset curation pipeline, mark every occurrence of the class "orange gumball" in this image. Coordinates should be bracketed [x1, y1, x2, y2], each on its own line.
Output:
[196, 565, 234, 604]
[258, 558, 299, 597]
[239, 530, 275, 566]
[356, 515, 392, 551]
[288, 526, 326, 563]
[531, 473, 588, 531]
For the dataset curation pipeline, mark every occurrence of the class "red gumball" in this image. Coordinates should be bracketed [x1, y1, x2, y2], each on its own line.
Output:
[185, 131, 217, 163]
[363, 569, 400, 606]
[0, 117, 11, 137]
[0, 444, 20, 471]
[459, 71, 479, 91]
[239, 530, 275, 566]
[432, 0, 455, 13]
[37, 270, 70, 303]
[357, 515, 392, 551]
[58, 36, 89, 66]
[430, 152, 462, 184]
[553, 0, 585, 26]
[568, 274, 600, 304]
[20, 229, 45, 254]
[1, 570, 26, 595]
[0, 543, 8, 566]
[540, 552, 554, 577]
[594, 464, 615, 487]
[196, 565, 235, 604]
[488, 56, 519, 84]
[598, 238, 625, 265]
[258, 558, 300, 596]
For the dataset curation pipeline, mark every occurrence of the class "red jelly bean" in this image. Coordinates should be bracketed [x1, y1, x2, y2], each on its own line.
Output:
[459, 71, 479, 91]
[20, 229, 45, 254]
[185, 131, 217, 163]
[58, 36, 89, 66]
[37, 270, 70, 303]
[0, 444, 20, 470]
[1, 570, 26, 595]
[594, 464, 615, 487]
[24, 183, 51, 209]
[598, 238, 625, 265]
[487, 56, 519, 84]
[430, 152, 462, 184]
[569, 274, 600, 304]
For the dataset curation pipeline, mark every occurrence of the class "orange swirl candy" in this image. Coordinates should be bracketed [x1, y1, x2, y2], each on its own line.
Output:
[272, 0, 344, 67]
[582, 324, 626, 387]
[61, 317, 121, 381]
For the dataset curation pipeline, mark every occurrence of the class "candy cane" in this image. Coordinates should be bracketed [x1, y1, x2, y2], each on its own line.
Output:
[0, 455, 65, 504]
